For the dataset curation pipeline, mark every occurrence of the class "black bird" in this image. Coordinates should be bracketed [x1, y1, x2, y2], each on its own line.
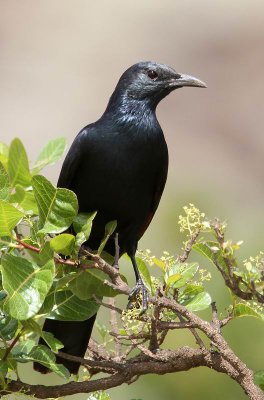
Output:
[34, 61, 206, 374]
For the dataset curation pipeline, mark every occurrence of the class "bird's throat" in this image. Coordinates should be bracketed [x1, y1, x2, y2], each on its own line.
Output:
[114, 97, 159, 132]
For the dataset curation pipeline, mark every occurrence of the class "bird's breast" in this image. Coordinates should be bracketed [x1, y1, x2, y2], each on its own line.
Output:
[74, 129, 167, 218]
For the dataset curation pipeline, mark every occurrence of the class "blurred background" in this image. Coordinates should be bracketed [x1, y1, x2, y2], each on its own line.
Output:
[1, 0, 264, 399]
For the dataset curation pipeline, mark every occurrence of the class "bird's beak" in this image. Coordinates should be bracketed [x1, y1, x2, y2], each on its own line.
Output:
[169, 74, 207, 89]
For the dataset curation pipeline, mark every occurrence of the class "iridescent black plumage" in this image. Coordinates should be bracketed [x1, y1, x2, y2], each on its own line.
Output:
[34, 61, 206, 374]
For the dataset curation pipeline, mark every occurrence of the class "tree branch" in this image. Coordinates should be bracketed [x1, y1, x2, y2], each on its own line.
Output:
[4, 347, 263, 400]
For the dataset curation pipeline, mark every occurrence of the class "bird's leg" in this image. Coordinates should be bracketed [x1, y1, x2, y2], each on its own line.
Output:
[113, 232, 120, 270]
[128, 254, 149, 313]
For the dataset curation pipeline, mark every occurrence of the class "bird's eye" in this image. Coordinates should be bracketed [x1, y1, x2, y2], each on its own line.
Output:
[147, 70, 158, 80]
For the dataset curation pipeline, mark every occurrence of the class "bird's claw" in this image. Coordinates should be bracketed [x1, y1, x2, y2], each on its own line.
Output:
[127, 279, 149, 314]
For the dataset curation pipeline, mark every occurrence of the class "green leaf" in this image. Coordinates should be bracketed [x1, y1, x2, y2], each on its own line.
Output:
[193, 242, 227, 271]
[32, 137, 67, 174]
[152, 257, 165, 270]
[254, 370, 264, 391]
[0, 141, 9, 169]
[234, 303, 264, 321]
[48, 290, 99, 321]
[8, 138, 31, 187]
[0, 315, 18, 340]
[0, 361, 8, 387]
[166, 273, 182, 286]
[0, 199, 24, 236]
[180, 291, 211, 312]
[50, 233, 75, 256]
[37, 241, 54, 266]
[181, 284, 204, 298]
[9, 184, 25, 204]
[165, 262, 199, 289]
[20, 190, 39, 215]
[41, 331, 64, 352]
[10, 185, 39, 215]
[29, 241, 54, 268]
[136, 257, 152, 292]
[12, 339, 35, 359]
[73, 211, 95, 233]
[32, 175, 78, 234]
[25, 345, 70, 378]
[0, 162, 11, 201]
[39, 283, 56, 315]
[2, 256, 55, 320]
[0, 348, 16, 371]
[71, 269, 119, 299]
[22, 318, 42, 335]
[98, 220, 117, 254]
[74, 211, 97, 251]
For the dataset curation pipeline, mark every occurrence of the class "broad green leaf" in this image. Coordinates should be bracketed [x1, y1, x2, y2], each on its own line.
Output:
[166, 273, 182, 286]
[73, 211, 96, 233]
[136, 257, 152, 292]
[74, 211, 97, 251]
[193, 242, 227, 272]
[10, 185, 39, 215]
[180, 291, 211, 312]
[0, 348, 16, 371]
[152, 257, 165, 270]
[8, 138, 31, 187]
[98, 220, 117, 254]
[22, 318, 42, 335]
[50, 233, 75, 256]
[32, 175, 78, 234]
[0, 142, 9, 155]
[25, 345, 70, 379]
[38, 241, 54, 265]
[28, 241, 54, 267]
[9, 184, 25, 204]
[0, 199, 24, 236]
[234, 303, 264, 321]
[0, 162, 10, 200]
[179, 284, 205, 307]
[32, 137, 67, 174]
[41, 331, 64, 352]
[165, 262, 199, 289]
[254, 370, 264, 391]
[39, 283, 57, 315]
[0, 361, 8, 387]
[48, 290, 99, 321]
[20, 191, 39, 215]
[56, 272, 77, 290]
[2, 256, 55, 320]
[12, 339, 35, 359]
[181, 284, 204, 298]
[0, 315, 18, 340]
[71, 269, 118, 300]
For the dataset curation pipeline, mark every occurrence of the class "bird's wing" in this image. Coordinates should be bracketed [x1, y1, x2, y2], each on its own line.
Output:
[57, 131, 86, 189]
[138, 160, 168, 239]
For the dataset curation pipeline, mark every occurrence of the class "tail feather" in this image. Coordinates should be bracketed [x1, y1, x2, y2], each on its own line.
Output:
[34, 314, 97, 374]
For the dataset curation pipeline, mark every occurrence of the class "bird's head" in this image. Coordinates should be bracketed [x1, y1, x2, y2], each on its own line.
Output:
[115, 61, 206, 107]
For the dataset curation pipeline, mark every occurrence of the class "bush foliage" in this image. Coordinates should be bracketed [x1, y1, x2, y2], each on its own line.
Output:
[0, 138, 263, 398]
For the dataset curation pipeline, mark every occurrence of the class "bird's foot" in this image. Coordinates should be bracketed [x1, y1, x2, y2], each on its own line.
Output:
[128, 279, 149, 314]
[113, 232, 120, 270]
[78, 244, 92, 258]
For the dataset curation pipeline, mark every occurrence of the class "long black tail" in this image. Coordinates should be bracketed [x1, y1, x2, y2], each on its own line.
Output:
[34, 314, 97, 374]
